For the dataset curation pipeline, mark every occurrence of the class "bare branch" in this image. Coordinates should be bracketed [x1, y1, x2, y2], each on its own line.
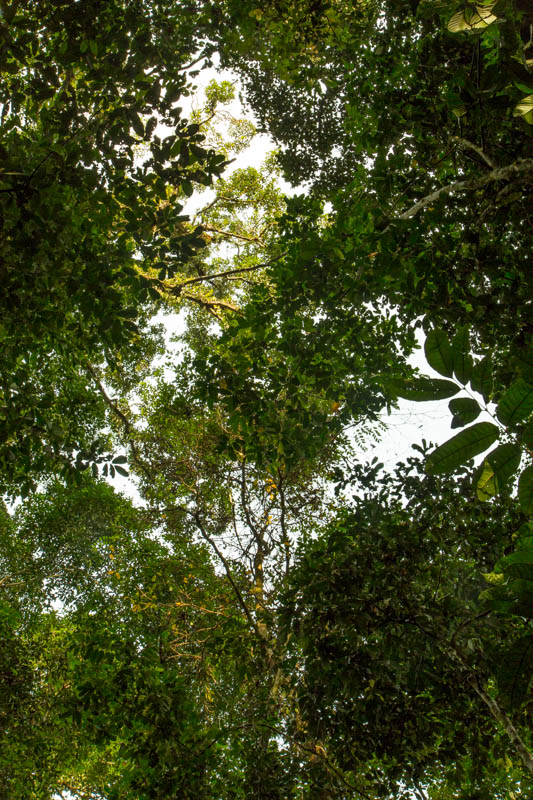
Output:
[451, 136, 495, 169]
[179, 262, 266, 288]
[392, 158, 533, 223]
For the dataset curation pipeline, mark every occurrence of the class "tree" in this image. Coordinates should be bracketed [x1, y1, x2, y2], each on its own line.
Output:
[2, 0, 533, 797]
[0, 0, 226, 493]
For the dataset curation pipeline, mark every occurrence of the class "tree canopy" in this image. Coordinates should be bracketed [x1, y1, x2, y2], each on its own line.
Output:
[1, 1, 533, 798]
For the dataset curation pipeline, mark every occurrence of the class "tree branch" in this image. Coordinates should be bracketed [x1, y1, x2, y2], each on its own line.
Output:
[178, 262, 266, 288]
[451, 136, 495, 169]
[392, 158, 533, 223]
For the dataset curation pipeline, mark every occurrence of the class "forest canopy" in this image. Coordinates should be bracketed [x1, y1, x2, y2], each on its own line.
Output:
[1, 1, 533, 798]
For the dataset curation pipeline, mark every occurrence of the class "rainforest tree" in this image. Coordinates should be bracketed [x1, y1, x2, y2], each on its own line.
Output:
[1, 1, 533, 798]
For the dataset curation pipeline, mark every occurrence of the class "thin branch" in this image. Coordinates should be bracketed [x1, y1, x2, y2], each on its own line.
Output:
[203, 224, 263, 244]
[451, 136, 495, 169]
[470, 673, 533, 774]
[178, 262, 266, 287]
[179, 292, 240, 314]
[191, 510, 261, 639]
[257, 722, 374, 800]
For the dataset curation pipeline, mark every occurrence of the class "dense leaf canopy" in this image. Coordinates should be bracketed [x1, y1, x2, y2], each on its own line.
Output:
[1, 1, 533, 798]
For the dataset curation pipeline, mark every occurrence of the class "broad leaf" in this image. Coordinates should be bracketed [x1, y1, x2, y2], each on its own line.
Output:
[518, 464, 533, 514]
[426, 422, 499, 474]
[498, 634, 533, 709]
[396, 377, 460, 402]
[424, 329, 453, 377]
[476, 443, 521, 499]
[470, 356, 493, 403]
[497, 379, 533, 427]
[451, 326, 472, 385]
[520, 420, 533, 450]
[449, 397, 481, 428]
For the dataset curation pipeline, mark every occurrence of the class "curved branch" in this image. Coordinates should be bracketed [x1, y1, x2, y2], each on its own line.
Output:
[393, 158, 533, 223]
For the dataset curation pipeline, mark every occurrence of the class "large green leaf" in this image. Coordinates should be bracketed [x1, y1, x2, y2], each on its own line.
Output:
[497, 379, 533, 427]
[396, 377, 460, 402]
[518, 464, 533, 514]
[451, 326, 472, 385]
[497, 549, 533, 581]
[426, 422, 499, 474]
[476, 443, 521, 500]
[498, 634, 533, 709]
[521, 420, 533, 450]
[424, 329, 453, 377]
[470, 356, 493, 403]
[449, 397, 481, 428]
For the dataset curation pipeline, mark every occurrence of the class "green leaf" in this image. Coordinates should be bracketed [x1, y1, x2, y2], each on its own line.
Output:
[518, 465, 533, 514]
[131, 114, 145, 138]
[470, 356, 493, 402]
[449, 397, 481, 428]
[426, 422, 499, 474]
[520, 420, 533, 449]
[396, 377, 460, 402]
[497, 547, 533, 580]
[497, 379, 533, 427]
[424, 329, 453, 377]
[476, 443, 521, 499]
[498, 634, 533, 708]
[452, 326, 472, 385]
[477, 461, 497, 500]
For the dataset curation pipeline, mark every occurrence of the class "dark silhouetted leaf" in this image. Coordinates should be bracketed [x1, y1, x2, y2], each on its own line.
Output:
[498, 634, 533, 708]
[424, 329, 453, 377]
[426, 422, 499, 474]
[452, 326, 472, 385]
[497, 379, 533, 427]
[449, 397, 481, 428]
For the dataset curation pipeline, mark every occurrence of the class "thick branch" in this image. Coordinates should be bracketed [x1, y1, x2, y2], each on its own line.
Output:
[449, 640, 533, 775]
[394, 158, 533, 222]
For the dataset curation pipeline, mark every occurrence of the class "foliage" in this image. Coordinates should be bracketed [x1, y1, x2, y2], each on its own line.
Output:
[2, 0, 533, 797]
